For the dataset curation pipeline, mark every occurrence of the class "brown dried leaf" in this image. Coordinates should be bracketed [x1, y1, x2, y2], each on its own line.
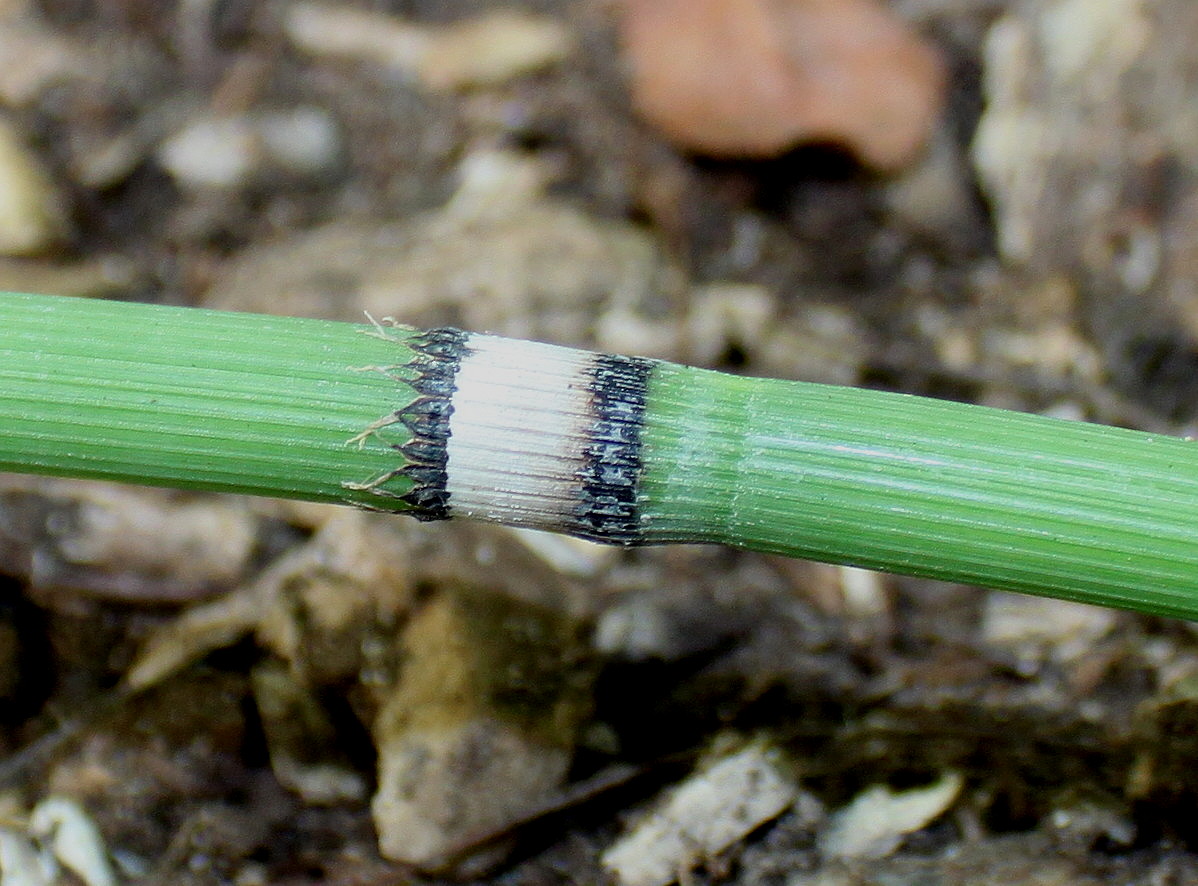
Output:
[619, 0, 946, 170]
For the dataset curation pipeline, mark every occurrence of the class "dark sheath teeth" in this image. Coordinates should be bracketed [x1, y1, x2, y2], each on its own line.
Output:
[399, 438, 448, 467]
[399, 485, 452, 518]
[407, 371, 459, 399]
[397, 397, 454, 439]
[394, 327, 467, 521]
[568, 354, 653, 545]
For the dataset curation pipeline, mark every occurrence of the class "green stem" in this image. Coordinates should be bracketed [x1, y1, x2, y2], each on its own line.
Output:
[0, 291, 421, 508]
[641, 364, 1198, 617]
[4, 290, 1198, 619]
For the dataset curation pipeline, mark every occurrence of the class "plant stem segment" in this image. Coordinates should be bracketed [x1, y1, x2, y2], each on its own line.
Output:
[3, 291, 1198, 618]
[639, 364, 1198, 617]
[0, 292, 423, 508]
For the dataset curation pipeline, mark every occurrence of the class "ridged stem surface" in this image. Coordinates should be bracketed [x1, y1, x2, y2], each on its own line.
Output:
[640, 363, 1198, 618]
[0, 292, 419, 507]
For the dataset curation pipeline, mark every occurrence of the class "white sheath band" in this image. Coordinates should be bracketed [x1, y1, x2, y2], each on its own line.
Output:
[445, 334, 594, 531]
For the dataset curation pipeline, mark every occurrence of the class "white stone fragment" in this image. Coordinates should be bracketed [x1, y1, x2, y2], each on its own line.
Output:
[285, 3, 572, 91]
[838, 565, 888, 619]
[29, 797, 116, 886]
[0, 117, 63, 255]
[284, 2, 433, 72]
[970, 17, 1049, 264]
[684, 283, 775, 367]
[508, 527, 618, 577]
[373, 720, 571, 866]
[158, 109, 340, 190]
[593, 598, 672, 660]
[442, 150, 551, 220]
[1039, 0, 1149, 85]
[818, 772, 963, 860]
[883, 126, 977, 241]
[982, 594, 1117, 666]
[602, 744, 797, 886]
[0, 20, 84, 107]
[0, 829, 52, 886]
[418, 10, 573, 91]
[970, 0, 1159, 268]
[158, 116, 256, 189]
[256, 108, 342, 175]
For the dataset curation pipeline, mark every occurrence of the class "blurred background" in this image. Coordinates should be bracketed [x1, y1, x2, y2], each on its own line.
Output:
[3, 1, 1198, 883]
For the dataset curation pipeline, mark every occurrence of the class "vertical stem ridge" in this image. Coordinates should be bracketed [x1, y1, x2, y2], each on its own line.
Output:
[0, 292, 424, 508]
[640, 363, 1198, 618]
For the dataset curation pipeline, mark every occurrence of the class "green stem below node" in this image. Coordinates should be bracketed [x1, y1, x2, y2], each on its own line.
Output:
[0, 292, 420, 508]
